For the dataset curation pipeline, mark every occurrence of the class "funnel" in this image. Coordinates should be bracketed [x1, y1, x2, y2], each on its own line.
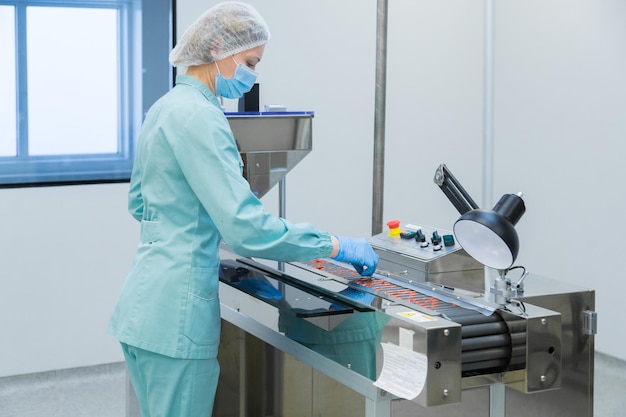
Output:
[226, 112, 313, 198]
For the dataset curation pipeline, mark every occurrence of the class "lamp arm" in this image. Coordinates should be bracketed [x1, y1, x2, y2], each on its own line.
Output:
[433, 164, 480, 215]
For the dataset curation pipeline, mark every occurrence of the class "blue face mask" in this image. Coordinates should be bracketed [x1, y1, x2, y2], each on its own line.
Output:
[215, 58, 258, 99]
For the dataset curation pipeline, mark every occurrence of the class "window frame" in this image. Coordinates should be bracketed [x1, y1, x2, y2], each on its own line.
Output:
[0, 0, 174, 188]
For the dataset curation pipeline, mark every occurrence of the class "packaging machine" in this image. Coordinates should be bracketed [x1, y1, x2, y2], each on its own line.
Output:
[208, 112, 596, 417]
[213, 224, 595, 417]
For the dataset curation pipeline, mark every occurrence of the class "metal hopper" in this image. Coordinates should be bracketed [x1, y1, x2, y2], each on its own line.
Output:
[226, 112, 314, 198]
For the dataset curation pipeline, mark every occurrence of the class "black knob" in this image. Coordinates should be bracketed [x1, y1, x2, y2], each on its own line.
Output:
[431, 231, 441, 245]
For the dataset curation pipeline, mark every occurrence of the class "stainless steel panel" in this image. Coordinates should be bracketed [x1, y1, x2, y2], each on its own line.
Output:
[498, 304, 562, 393]
[215, 318, 389, 417]
[214, 245, 594, 417]
[380, 304, 463, 406]
[370, 226, 485, 293]
[227, 114, 313, 198]
[506, 281, 595, 417]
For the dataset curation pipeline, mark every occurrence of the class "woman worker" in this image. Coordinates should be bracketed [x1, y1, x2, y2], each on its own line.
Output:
[108, 2, 378, 416]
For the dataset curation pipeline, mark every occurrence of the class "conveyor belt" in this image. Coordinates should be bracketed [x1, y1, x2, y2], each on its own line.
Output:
[304, 259, 526, 376]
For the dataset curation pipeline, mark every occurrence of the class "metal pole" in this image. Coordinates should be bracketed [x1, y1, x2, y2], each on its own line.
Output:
[278, 178, 286, 271]
[371, 0, 389, 236]
[279, 177, 286, 218]
[483, 0, 498, 302]
[483, 0, 495, 209]
[490, 382, 506, 417]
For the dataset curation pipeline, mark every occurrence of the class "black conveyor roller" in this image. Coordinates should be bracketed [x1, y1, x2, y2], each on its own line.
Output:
[301, 259, 528, 377]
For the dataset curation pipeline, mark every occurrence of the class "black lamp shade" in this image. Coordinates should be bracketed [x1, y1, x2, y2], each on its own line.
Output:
[453, 194, 525, 270]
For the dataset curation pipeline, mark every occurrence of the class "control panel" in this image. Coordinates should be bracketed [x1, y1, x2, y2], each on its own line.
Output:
[368, 220, 484, 287]
[370, 221, 463, 262]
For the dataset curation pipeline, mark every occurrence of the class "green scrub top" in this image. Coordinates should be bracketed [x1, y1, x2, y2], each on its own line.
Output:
[108, 75, 334, 360]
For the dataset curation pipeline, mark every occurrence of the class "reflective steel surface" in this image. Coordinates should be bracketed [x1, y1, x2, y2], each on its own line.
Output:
[227, 113, 313, 198]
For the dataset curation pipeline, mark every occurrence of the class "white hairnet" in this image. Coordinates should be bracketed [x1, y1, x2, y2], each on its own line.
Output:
[169, 2, 270, 67]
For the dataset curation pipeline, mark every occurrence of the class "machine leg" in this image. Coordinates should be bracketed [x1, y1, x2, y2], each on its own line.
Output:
[489, 383, 505, 417]
[365, 393, 391, 417]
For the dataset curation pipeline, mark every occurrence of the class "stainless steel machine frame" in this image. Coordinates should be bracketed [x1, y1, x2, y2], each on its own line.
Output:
[212, 233, 595, 417]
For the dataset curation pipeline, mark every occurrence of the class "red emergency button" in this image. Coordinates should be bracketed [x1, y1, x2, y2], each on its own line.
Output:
[387, 220, 400, 229]
[386, 219, 401, 237]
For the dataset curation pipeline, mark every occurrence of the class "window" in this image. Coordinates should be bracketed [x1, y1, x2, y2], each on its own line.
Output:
[0, 0, 173, 187]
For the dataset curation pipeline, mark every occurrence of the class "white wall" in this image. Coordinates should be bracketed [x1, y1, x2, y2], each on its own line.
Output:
[2, 0, 624, 377]
[493, 0, 626, 359]
[0, 184, 138, 376]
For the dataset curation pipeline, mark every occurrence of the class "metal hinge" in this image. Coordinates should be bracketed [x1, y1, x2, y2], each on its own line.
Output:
[583, 310, 598, 335]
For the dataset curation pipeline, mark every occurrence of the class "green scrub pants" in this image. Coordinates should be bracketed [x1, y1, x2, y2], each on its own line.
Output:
[122, 343, 220, 417]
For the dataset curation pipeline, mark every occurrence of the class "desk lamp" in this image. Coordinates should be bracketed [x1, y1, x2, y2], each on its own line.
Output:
[433, 164, 526, 271]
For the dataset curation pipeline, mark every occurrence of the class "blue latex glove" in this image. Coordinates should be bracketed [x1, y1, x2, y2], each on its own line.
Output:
[334, 236, 379, 276]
